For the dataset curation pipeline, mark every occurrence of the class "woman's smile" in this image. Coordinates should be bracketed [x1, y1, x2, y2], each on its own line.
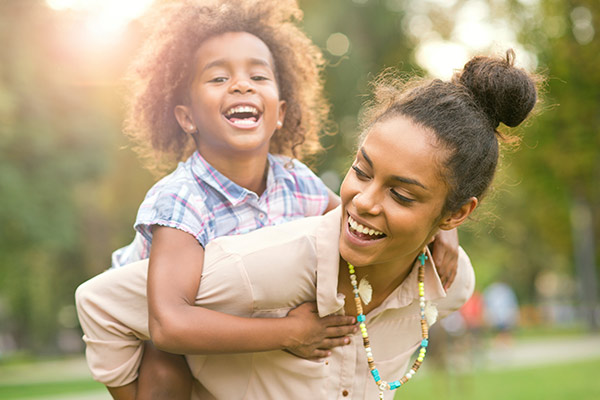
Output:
[338, 115, 450, 270]
[346, 213, 386, 245]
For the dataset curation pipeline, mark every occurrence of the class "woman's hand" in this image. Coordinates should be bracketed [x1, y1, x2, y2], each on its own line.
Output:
[284, 302, 357, 360]
[430, 228, 459, 290]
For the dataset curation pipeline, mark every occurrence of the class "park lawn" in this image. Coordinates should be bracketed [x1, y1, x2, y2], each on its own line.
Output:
[396, 357, 600, 400]
[0, 379, 105, 399]
[1, 357, 599, 399]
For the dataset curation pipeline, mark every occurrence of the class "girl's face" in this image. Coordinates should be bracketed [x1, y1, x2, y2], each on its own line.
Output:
[339, 115, 453, 270]
[175, 32, 286, 162]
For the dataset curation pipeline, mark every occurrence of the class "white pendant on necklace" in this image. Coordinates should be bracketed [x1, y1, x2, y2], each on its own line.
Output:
[424, 301, 438, 325]
[358, 277, 373, 305]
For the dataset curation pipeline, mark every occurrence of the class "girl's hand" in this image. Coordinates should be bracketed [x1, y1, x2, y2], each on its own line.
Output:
[429, 228, 459, 290]
[284, 302, 357, 360]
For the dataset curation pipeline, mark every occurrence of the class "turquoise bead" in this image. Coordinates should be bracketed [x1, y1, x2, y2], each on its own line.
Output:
[421, 339, 429, 347]
[357, 314, 366, 322]
[390, 380, 401, 390]
[371, 369, 380, 381]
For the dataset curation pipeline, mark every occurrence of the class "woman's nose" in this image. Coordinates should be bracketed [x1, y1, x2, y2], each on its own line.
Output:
[352, 187, 383, 215]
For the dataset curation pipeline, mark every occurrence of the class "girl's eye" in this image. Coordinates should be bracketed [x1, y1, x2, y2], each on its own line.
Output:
[390, 189, 415, 205]
[251, 75, 269, 81]
[209, 77, 227, 83]
[352, 165, 370, 180]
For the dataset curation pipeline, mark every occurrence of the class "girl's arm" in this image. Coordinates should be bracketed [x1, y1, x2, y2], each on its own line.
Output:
[429, 228, 460, 290]
[323, 187, 341, 213]
[147, 226, 356, 357]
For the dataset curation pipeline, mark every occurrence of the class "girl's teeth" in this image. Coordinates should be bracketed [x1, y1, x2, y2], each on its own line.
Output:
[226, 105, 258, 115]
[231, 119, 256, 125]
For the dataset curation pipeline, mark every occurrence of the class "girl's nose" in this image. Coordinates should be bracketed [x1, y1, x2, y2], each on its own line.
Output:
[230, 78, 254, 94]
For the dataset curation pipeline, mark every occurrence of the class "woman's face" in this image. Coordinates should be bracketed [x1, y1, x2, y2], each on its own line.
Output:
[339, 115, 451, 269]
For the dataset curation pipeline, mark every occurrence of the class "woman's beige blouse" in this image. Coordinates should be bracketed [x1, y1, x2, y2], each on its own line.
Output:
[76, 207, 475, 399]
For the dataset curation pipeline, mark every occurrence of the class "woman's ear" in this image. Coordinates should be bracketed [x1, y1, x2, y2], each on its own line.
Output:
[438, 197, 478, 230]
[174, 105, 197, 134]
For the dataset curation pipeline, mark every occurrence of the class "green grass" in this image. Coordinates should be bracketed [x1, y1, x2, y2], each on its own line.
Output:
[1, 354, 599, 399]
[396, 358, 600, 400]
[0, 379, 105, 399]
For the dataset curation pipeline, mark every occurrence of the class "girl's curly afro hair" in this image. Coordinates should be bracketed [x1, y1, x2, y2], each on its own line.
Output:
[124, 0, 329, 173]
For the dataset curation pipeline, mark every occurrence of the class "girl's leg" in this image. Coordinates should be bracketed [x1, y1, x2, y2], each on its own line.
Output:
[107, 382, 137, 400]
[136, 341, 193, 400]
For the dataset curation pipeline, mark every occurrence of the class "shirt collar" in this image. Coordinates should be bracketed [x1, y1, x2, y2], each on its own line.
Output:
[267, 154, 297, 185]
[314, 207, 447, 317]
[374, 246, 447, 314]
[315, 207, 346, 317]
[190, 152, 291, 206]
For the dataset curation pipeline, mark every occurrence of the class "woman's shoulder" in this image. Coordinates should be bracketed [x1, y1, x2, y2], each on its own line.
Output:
[208, 212, 327, 256]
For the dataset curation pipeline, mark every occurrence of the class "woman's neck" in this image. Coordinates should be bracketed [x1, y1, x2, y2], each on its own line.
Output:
[337, 254, 417, 316]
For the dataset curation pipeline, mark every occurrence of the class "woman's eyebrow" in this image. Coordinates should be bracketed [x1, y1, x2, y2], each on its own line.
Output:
[391, 175, 427, 190]
[360, 147, 427, 190]
[360, 147, 373, 167]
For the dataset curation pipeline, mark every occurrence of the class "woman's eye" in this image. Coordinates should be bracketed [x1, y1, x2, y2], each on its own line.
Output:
[390, 189, 415, 205]
[352, 165, 370, 180]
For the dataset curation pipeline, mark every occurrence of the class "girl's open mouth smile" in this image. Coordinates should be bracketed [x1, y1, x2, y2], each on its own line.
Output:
[223, 104, 263, 129]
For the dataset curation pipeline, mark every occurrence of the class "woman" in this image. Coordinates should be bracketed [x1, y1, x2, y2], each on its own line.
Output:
[76, 49, 537, 399]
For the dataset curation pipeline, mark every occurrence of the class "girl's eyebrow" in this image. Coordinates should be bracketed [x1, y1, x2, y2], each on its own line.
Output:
[360, 147, 427, 190]
[202, 58, 273, 73]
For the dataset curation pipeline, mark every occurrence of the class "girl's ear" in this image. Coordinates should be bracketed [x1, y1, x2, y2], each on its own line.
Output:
[277, 100, 287, 129]
[438, 197, 478, 231]
[174, 105, 197, 134]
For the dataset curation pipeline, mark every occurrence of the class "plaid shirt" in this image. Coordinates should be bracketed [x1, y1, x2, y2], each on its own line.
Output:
[111, 152, 329, 268]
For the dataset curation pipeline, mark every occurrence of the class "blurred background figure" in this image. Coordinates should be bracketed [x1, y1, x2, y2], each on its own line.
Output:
[483, 281, 520, 347]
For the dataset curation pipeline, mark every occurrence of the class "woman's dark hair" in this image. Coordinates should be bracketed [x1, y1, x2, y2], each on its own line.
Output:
[124, 0, 329, 173]
[360, 49, 538, 214]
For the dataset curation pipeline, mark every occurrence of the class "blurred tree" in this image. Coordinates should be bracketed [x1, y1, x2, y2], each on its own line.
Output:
[510, 0, 599, 329]
[0, 0, 152, 353]
[301, 0, 418, 185]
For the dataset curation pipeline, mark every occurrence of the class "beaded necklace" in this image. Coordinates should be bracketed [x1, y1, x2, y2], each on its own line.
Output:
[347, 250, 430, 399]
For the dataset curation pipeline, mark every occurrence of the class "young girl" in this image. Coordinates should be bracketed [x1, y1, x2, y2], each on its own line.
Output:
[77, 50, 538, 399]
[98, 0, 354, 398]
[78, 0, 460, 398]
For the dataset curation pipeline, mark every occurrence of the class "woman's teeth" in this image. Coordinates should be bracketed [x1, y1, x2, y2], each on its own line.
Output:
[348, 215, 384, 237]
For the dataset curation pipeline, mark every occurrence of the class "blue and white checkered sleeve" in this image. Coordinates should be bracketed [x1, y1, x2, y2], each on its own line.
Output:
[133, 181, 210, 248]
[287, 159, 330, 217]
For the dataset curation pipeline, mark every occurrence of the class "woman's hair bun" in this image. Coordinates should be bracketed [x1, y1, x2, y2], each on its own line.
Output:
[455, 49, 537, 128]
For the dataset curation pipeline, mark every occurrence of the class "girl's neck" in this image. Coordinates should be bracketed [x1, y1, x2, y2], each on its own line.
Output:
[200, 150, 270, 196]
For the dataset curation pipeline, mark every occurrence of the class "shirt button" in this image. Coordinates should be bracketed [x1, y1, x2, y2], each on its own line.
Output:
[258, 213, 266, 220]
[342, 390, 349, 397]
